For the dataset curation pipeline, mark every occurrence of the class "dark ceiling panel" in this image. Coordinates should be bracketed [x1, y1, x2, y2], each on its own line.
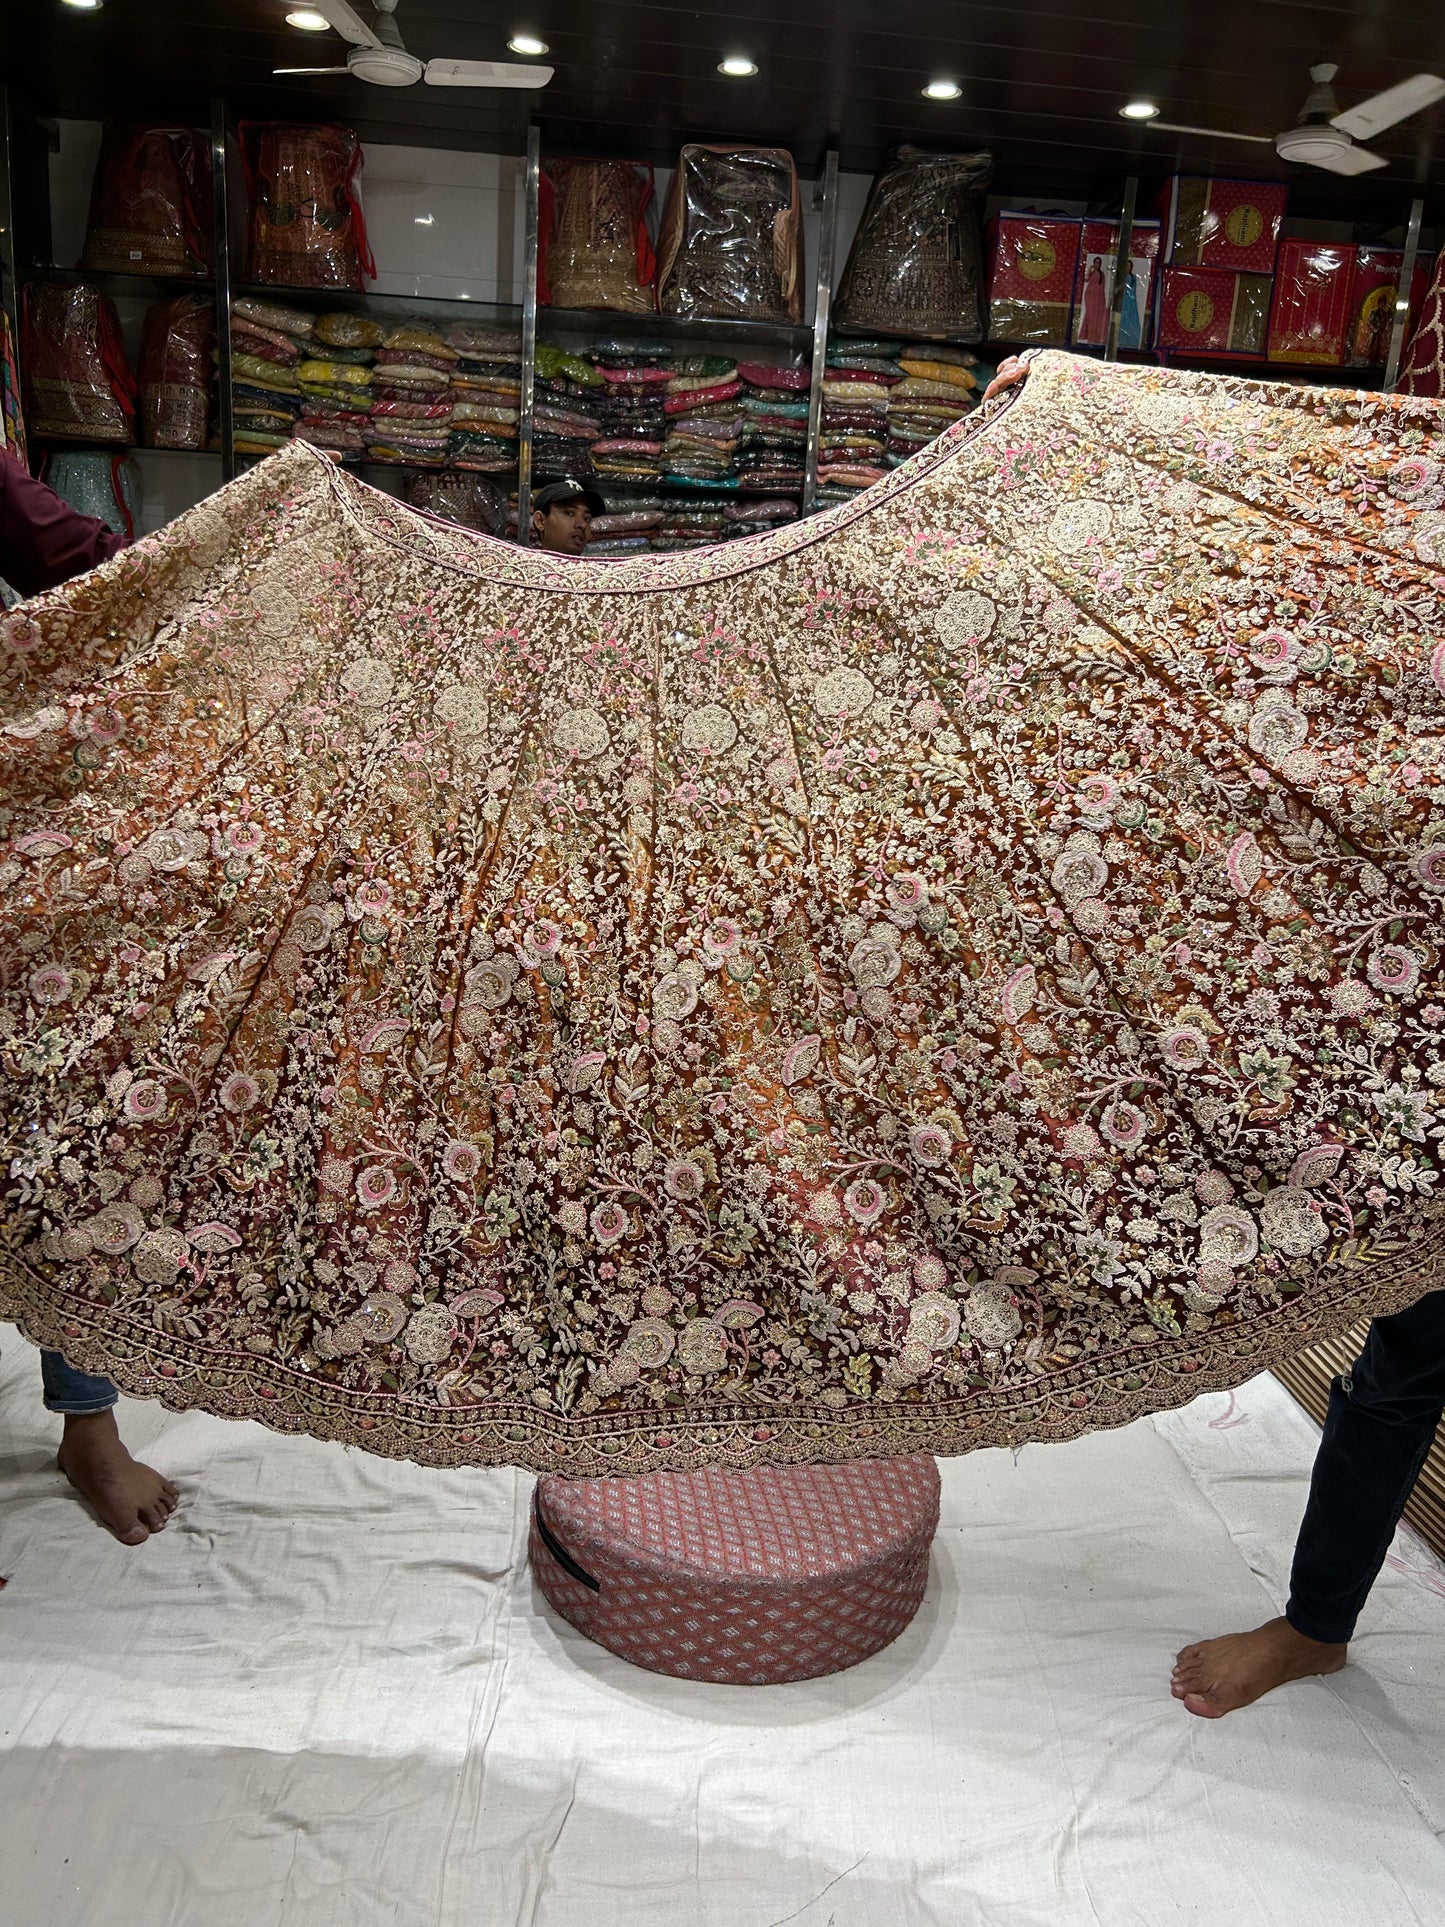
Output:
[1, 0, 1441, 220]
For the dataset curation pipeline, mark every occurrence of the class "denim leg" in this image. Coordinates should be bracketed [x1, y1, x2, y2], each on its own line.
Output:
[40, 1349, 120, 1417]
[1285, 1288, 1445, 1644]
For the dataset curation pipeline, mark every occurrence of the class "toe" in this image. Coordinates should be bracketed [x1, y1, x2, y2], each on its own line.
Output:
[115, 1520, 150, 1546]
[1182, 1691, 1225, 1719]
[139, 1502, 168, 1531]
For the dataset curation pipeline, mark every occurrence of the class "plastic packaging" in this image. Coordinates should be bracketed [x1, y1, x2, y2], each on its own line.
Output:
[656, 146, 802, 324]
[1069, 220, 1160, 351]
[233, 296, 316, 340]
[80, 123, 211, 277]
[541, 158, 656, 312]
[405, 471, 505, 534]
[44, 451, 142, 541]
[138, 294, 214, 449]
[315, 311, 383, 349]
[987, 215, 1083, 345]
[1156, 267, 1272, 357]
[1350, 248, 1432, 368]
[834, 146, 992, 343]
[243, 123, 374, 291]
[22, 282, 136, 445]
[1160, 177, 1286, 273]
[1267, 241, 1355, 366]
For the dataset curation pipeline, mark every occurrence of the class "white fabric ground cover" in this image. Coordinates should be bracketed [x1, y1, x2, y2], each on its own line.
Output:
[1, 1324, 1442, 1927]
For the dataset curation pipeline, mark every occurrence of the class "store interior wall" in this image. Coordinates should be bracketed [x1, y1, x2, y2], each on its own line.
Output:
[46, 121, 878, 535]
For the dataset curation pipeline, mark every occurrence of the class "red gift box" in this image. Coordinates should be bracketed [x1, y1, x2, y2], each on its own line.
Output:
[1348, 247, 1435, 367]
[1161, 176, 1287, 273]
[1267, 240, 1355, 366]
[1070, 219, 1161, 350]
[1157, 266, 1273, 356]
[987, 213, 1083, 344]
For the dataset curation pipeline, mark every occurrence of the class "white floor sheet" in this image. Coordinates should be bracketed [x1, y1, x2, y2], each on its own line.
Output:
[2, 1323, 1442, 1926]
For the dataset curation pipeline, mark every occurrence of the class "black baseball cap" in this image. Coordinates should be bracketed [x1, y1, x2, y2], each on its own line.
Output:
[532, 476, 605, 517]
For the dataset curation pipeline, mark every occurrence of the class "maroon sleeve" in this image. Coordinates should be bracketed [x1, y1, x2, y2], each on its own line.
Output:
[0, 450, 126, 599]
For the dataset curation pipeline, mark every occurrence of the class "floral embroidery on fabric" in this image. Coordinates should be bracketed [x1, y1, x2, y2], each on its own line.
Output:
[3, 350, 1445, 1475]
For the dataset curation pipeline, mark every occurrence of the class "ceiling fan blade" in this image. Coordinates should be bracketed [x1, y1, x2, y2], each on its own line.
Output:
[1306, 142, 1389, 175]
[309, 0, 382, 50]
[423, 58, 553, 89]
[273, 66, 351, 75]
[1147, 122, 1274, 142]
[1332, 73, 1445, 140]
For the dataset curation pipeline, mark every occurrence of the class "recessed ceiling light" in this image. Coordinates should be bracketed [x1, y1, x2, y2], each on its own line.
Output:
[61, 0, 104, 11]
[508, 32, 548, 56]
[1120, 100, 1160, 120]
[285, 8, 330, 28]
[923, 78, 962, 101]
[719, 54, 758, 78]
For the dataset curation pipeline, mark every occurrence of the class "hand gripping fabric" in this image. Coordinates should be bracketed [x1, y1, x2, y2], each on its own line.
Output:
[530, 1455, 940, 1682]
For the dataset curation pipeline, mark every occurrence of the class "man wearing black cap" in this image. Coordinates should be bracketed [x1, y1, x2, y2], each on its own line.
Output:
[531, 476, 605, 555]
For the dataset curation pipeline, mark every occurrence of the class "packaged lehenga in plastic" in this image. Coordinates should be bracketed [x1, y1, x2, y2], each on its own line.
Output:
[656, 146, 801, 324]
[834, 146, 993, 342]
[405, 470, 505, 534]
[244, 123, 374, 292]
[541, 159, 656, 313]
[80, 124, 211, 277]
[22, 282, 135, 445]
[138, 295, 215, 450]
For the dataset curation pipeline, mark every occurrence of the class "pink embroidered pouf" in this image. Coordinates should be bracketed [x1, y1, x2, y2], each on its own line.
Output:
[529, 1455, 940, 1684]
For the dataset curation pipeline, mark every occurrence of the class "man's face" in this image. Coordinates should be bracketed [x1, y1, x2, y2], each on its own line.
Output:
[534, 498, 592, 554]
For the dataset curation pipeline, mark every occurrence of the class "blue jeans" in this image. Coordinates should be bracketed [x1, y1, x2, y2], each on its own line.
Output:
[1285, 1288, 1445, 1644]
[40, 1349, 119, 1417]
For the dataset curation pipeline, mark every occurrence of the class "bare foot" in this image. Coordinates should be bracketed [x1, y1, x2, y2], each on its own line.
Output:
[1171, 1616, 1347, 1718]
[56, 1410, 179, 1546]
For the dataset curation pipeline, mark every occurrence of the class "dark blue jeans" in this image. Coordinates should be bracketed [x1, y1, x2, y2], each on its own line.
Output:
[1286, 1288, 1445, 1644]
[40, 1349, 119, 1417]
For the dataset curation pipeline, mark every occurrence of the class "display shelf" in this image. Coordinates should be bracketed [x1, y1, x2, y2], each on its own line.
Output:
[33, 438, 221, 459]
[539, 304, 812, 354]
[236, 283, 522, 331]
[29, 264, 214, 301]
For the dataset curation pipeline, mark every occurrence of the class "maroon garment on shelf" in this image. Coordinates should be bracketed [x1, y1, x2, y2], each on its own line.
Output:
[0, 450, 125, 599]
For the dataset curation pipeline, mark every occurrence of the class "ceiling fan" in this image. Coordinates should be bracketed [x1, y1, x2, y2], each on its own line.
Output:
[1148, 64, 1445, 175]
[274, 0, 554, 89]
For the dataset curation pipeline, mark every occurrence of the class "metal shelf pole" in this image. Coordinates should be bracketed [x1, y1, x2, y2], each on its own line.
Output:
[801, 149, 839, 517]
[211, 99, 237, 483]
[1384, 196, 1426, 393]
[517, 123, 541, 543]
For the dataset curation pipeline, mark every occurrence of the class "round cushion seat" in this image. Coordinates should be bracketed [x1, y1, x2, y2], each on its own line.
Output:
[529, 1454, 940, 1685]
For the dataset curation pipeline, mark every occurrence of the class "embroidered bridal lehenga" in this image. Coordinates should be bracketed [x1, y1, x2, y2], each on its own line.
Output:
[4, 351, 1445, 1474]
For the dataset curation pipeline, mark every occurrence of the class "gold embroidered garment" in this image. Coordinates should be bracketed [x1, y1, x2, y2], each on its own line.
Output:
[4, 351, 1445, 1474]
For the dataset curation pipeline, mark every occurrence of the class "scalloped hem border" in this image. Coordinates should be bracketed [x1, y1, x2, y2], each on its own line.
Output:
[3, 1241, 1442, 1478]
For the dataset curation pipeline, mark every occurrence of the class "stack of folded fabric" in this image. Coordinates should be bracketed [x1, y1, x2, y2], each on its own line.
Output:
[447, 323, 521, 472]
[663, 357, 743, 487]
[651, 497, 731, 549]
[587, 501, 662, 556]
[364, 323, 456, 466]
[294, 348, 373, 460]
[722, 496, 799, 538]
[230, 297, 312, 454]
[591, 338, 671, 481]
[531, 344, 603, 480]
[736, 359, 809, 495]
[887, 344, 977, 465]
[818, 348, 896, 497]
[285, 311, 378, 460]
